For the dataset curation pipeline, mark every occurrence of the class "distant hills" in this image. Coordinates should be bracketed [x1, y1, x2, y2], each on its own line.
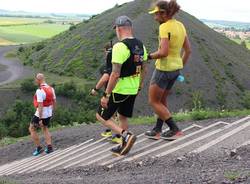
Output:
[201, 19, 250, 30]
[0, 9, 91, 20]
[17, 0, 250, 114]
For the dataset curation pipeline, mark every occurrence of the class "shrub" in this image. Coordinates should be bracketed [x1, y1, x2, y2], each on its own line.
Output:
[35, 43, 45, 51]
[18, 46, 24, 52]
[242, 91, 250, 109]
[69, 25, 77, 31]
[191, 91, 204, 110]
[1, 100, 34, 138]
[20, 78, 37, 93]
[55, 81, 77, 98]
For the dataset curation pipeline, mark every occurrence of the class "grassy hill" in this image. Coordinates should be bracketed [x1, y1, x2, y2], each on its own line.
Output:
[17, 0, 250, 114]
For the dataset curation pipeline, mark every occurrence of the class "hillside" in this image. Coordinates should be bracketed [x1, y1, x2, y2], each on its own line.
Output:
[17, 0, 250, 114]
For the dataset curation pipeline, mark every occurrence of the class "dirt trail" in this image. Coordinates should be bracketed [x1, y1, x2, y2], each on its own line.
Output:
[0, 46, 33, 86]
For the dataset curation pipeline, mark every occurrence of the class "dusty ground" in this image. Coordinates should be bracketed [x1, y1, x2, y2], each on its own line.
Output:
[0, 46, 33, 86]
[0, 117, 249, 184]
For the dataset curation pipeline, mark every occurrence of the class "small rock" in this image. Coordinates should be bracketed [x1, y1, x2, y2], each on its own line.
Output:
[107, 164, 113, 169]
[176, 156, 185, 162]
[236, 155, 242, 160]
[136, 161, 143, 167]
[230, 149, 237, 157]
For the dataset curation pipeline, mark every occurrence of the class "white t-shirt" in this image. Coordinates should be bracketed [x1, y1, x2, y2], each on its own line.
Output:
[34, 83, 56, 119]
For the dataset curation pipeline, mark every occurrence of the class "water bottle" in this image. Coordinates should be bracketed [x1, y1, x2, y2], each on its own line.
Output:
[177, 75, 185, 82]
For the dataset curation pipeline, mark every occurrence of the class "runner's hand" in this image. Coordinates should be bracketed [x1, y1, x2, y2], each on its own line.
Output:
[101, 96, 109, 108]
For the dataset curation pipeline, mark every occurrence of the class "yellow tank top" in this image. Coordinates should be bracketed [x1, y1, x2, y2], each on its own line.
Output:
[155, 19, 186, 71]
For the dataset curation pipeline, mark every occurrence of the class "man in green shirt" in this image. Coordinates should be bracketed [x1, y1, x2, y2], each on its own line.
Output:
[96, 15, 148, 156]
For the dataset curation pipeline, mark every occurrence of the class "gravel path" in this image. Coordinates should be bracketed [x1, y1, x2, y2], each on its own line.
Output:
[1, 117, 249, 184]
[0, 46, 33, 86]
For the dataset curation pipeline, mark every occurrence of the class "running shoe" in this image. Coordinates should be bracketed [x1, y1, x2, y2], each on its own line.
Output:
[111, 132, 137, 156]
[110, 134, 122, 144]
[44, 145, 53, 154]
[32, 146, 43, 156]
[145, 129, 161, 140]
[101, 129, 112, 137]
[161, 130, 184, 140]
[111, 145, 123, 156]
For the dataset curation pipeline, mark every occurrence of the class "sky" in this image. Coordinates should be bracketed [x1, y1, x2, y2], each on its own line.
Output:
[0, 0, 250, 22]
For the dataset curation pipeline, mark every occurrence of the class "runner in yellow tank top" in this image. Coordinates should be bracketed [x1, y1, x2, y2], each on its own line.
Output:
[145, 0, 192, 140]
[156, 19, 186, 71]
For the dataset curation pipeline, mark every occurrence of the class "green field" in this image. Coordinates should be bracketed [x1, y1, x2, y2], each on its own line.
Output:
[0, 17, 70, 45]
[231, 38, 250, 49]
[0, 17, 46, 26]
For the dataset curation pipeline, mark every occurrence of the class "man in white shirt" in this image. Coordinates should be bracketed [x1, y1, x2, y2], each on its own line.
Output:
[29, 73, 56, 156]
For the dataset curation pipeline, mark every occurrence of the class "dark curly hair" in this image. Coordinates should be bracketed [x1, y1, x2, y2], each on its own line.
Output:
[156, 0, 180, 17]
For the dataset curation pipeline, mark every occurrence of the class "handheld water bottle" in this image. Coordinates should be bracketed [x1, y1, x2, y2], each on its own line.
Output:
[177, 74, 185, 82]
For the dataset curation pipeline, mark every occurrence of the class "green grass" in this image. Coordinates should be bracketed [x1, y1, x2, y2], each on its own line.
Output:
[0, 23, 70, 44]
[0, 180, 17, 184]
[224, 171, 241, 181]
[4, 51, 17, 58]
[231, 38, 250, 49]
[0, 17, 73, 45]
[0, 123, 80, 148]
[130, 109, 250, 125]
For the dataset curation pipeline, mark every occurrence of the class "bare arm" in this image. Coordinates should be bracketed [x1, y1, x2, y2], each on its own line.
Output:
[95, 73, 110, 90]
[149, 38, 169, 59]
[139, 62, 148, 90]
[52, 99, 56, 111]
[182, 36, 192, 66]
[38, 102, 43, 119]
[105, 63, 121, 95]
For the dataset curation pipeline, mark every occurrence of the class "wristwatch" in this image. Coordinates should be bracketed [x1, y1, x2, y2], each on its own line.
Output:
[103, 92, 111, 98]
[148, 53, 152, 60]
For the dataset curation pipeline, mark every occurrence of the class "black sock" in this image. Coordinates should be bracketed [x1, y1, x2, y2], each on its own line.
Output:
[153, 118, 164, 132]
[165, 117, 179, 131]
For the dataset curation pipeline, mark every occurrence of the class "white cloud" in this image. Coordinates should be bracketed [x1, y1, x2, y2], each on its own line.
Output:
[0, 0, 133, 14]
[0, 0, 249, 22]
[178, 0, 250, 22]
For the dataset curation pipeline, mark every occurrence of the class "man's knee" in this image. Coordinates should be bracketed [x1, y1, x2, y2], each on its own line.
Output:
[96, 113, 105, 123]
[96, 113, 111, 127]
[29, 124, 36, 133]
[41, 126, 49, 132]
[118, 114, 127, 121]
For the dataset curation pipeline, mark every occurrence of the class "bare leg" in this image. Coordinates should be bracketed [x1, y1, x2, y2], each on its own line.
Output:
[29, 124, 40, 147]
[118, 113, 128, 131]
[96, 113, 123, 135]
[41, 126, 52, 146]
[148, 84, 171, 121]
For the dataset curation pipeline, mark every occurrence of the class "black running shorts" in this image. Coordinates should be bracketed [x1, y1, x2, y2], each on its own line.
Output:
[31, 116, 51, 128]
[97, 93, 137, 120]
